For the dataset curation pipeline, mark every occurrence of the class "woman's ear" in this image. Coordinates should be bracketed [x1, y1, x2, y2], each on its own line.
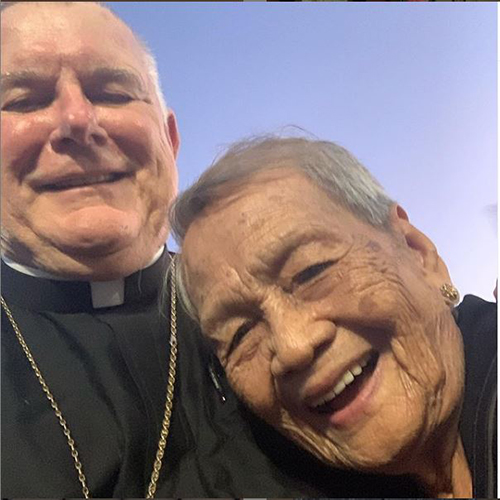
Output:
[389, 204, 452, 285]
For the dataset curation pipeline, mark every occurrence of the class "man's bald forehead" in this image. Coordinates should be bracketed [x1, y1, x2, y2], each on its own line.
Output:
[1, 2, 149, 69]
[2, 2, 129, 30]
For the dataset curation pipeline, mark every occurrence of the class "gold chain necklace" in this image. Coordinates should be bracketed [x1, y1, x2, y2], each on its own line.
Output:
[1, 258, 178, 499]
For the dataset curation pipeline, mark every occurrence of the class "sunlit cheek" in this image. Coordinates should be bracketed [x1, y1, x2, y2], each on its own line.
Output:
[135, 164, 175, 237]
[109, 112, 158, 165]
[1, 116, 48, 179]
[145, 136, 177, 226]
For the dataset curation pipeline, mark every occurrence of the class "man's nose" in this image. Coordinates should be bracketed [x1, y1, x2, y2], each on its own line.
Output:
[269, 307, 336, 378]
[49, 84, 108, 151]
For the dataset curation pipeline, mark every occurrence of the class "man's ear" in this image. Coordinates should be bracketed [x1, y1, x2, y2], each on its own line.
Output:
[389, 204, 451, 285]
[165, 110, 180, 159]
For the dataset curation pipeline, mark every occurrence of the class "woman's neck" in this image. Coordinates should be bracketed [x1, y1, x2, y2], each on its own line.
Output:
[414, 434, 472, 498]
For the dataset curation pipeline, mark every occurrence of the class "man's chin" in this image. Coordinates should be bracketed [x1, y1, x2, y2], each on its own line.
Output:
[54, 228, 139, 258]
[45, 208, 143, 255]
[38, 240, 157, 281]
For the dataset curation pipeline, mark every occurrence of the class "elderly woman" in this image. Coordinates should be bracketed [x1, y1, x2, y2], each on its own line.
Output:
[169, 137, 496, 498]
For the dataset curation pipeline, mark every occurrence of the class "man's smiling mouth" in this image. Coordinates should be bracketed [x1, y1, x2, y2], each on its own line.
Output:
[308, 351, 379, 414]
[42, 172, 131, 191]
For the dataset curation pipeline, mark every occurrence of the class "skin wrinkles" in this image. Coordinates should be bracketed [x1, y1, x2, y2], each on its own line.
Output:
[202, 229, 350, 336]
[1, 67, 150, 110]
[182, 167, 469, 496]
[1, 2, 179, 279]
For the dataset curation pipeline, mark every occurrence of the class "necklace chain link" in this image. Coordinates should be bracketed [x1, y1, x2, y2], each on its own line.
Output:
[1, 257, 178, 499]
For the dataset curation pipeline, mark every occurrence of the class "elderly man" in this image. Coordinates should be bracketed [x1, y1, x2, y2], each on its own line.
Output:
[1, 3, 340, 497]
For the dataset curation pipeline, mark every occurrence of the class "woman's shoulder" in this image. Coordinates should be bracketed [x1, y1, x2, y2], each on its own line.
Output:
[456, 294, 497, 346]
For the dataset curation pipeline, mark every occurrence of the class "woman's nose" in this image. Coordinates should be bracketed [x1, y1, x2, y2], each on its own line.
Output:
[270, 309, 336, 378]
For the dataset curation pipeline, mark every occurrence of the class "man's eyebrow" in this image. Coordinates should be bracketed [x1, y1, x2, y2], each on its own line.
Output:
[86, 67, 146, 91]
[1, 70, 53, 92]
[1, 68, 146, 93]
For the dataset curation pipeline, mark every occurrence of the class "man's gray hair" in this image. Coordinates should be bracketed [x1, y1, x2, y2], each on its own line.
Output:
[169, 135, 396, 320]
[104, 2, 169, 118]
[139, 45, 168, 118]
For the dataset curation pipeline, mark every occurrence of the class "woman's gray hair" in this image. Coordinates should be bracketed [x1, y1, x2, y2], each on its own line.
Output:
[169, 135, 396, 320]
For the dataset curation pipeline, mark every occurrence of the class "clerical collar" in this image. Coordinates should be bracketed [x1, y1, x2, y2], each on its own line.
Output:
[1, 247, 167, 310]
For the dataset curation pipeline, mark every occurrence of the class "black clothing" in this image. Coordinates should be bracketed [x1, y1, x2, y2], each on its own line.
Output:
[2, 253, 496, 498]
[1, 255, 314, 497]
[458, 294, 497, 499]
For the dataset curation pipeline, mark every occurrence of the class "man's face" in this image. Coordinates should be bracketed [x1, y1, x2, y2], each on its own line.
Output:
[182, 168, 464, 474]
[1, 3, 179, 279]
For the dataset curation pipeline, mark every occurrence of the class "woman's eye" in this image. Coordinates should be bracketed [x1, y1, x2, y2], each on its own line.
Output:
[228, 319, 258, 356]
[292, 260, 334, 286]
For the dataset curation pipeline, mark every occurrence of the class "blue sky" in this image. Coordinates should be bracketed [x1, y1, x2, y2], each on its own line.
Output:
[110, 2, 497, 301]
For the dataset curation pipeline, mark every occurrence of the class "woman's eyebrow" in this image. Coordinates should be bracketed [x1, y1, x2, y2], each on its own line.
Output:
[251, 227, 340, 277]
[201, 296, 248, 339]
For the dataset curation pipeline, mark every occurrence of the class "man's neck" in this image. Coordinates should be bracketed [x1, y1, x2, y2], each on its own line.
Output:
[2, 246, 166, 282]
[2, 246, 166, 308]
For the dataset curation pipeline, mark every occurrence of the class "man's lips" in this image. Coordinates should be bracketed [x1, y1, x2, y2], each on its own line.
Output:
[34, 171, 132, 191]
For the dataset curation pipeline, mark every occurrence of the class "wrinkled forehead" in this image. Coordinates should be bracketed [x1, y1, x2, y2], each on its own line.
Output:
[181, 168, 359, 300]
[1, 2, 147, 74]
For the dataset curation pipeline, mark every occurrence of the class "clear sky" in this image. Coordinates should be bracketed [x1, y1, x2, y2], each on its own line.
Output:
[110, 2, 497, 301]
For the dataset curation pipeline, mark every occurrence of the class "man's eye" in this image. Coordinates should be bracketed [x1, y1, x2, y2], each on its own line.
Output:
[2, 96, 52, 113]
[228, 318, 258, 356]
[292, 260, 334, 286]
[88, 92, 133, 105]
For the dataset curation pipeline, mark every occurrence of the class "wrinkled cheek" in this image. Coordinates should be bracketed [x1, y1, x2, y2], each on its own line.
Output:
[228, 366, 280, 422]
[2, 184, 36, 229]
[391, 317, 445, 394]
[355, 279, 403, 328]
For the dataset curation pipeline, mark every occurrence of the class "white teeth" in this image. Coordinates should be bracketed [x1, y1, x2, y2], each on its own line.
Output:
[310, 353, 373, 409]
[312, 387, 338, 408]
[343, 370, 355, 385]
[333, 380, 346, 395]
[351, 364, 362, 376]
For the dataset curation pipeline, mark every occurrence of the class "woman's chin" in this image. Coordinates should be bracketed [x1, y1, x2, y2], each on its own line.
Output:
[279, 396, 429, 476]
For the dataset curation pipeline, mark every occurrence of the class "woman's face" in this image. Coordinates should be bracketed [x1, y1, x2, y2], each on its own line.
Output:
[182, 167, 464, 474]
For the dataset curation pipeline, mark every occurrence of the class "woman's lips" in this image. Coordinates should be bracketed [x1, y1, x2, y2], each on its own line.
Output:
[308, 352, 374, 409]
[306, 351, 381, 427]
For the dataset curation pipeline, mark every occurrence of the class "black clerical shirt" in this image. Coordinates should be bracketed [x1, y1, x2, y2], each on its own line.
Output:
[1, 253, 313, 497]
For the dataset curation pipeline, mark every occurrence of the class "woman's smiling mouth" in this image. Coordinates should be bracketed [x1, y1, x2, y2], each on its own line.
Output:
[307, 351, 380, 426]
